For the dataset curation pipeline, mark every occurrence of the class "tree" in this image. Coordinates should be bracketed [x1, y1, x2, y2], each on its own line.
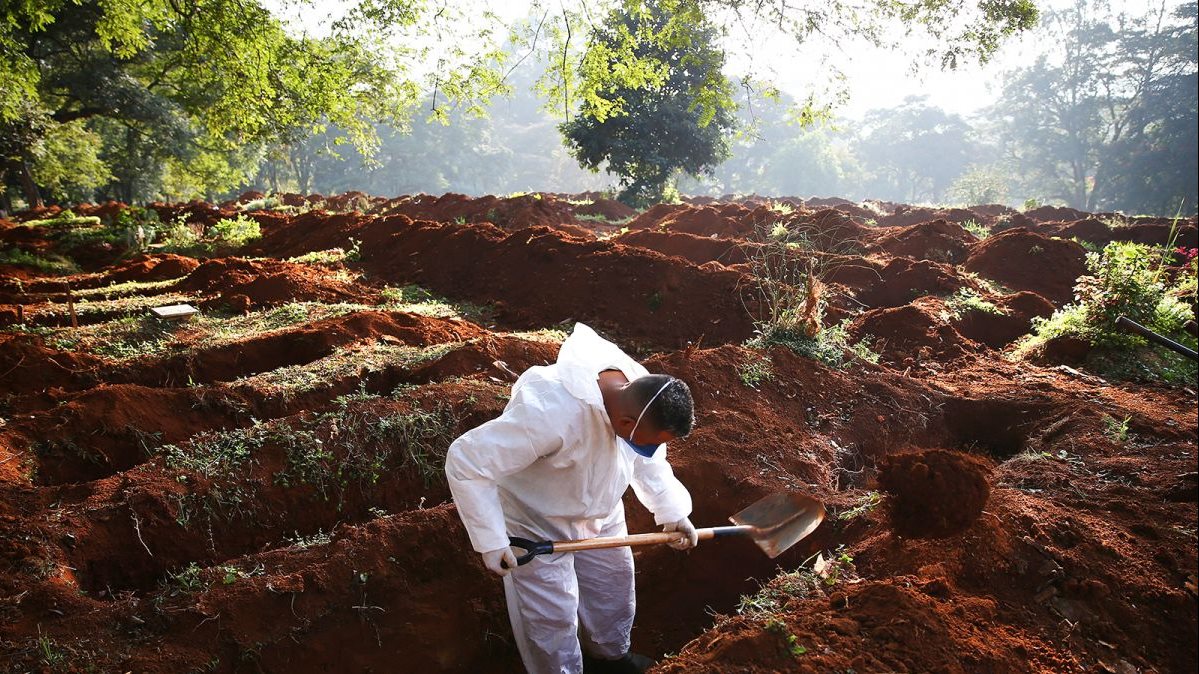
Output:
[856, 97, 976, 203]
[0, 0, 473, 204]
[990, 1, 1197, 213]
[559, 0, 737, 205]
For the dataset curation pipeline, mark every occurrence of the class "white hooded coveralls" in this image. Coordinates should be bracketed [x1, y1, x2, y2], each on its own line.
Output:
[445, 323, 693, 674]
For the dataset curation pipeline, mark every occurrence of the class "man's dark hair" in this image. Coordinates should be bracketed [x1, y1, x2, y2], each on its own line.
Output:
[631, 374, 695, 437]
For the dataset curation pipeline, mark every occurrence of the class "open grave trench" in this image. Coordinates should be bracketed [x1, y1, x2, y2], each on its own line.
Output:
[2, 205, 1195, 672]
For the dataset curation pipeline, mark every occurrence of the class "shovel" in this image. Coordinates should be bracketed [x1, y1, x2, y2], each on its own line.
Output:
[506, 492, 825, 567]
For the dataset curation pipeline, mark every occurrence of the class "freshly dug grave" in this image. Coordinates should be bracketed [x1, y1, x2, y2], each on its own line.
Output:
[877, 449, 992, 538]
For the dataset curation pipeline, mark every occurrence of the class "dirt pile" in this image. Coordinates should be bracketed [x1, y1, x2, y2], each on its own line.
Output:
[867, 219, 978, 263]
[964, 229, 1087, 304]
[877, 449, 992, 538]
[107, 253, 200, 283]
[611, 229, 755, 266]
[849, 299, 978, 366]
[377, 192, 589, 235]
[179, 257, 373, 310]
[572, 198, 637, 221]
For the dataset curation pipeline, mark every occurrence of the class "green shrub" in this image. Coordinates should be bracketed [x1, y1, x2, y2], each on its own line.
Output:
[1020, 241, 1197, 383]
[209, 214, 261, 248]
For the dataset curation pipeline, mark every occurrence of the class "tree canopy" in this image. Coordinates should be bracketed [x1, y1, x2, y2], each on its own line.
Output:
[558, 0, 737, 205]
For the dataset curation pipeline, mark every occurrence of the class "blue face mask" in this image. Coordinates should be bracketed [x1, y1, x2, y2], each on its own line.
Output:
[623, 437, 663, 458]
[623, 378, 673, 458]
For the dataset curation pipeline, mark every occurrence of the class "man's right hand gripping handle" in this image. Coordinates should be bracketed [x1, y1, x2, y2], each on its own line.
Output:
[482, 547, 518, 576]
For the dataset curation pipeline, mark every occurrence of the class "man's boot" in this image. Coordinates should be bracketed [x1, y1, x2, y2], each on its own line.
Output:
[582, 652, 656, 673]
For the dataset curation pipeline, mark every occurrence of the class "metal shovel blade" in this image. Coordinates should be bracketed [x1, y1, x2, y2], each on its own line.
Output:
[729, 492, 826, 558]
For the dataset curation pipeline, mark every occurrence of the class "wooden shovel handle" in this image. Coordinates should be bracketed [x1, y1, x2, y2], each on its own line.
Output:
[507, 525, 754, 566]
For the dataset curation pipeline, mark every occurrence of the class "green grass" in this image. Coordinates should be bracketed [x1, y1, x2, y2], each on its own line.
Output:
[945, 288, 1008, 318]
[748, 319, 879, 369]
[21, 213, 102, 229]
[0, 247, 78, 274]
[71, 277, 184, 300]
[379, 284, 494, 322]
[234, 341, 458, 403]
[287, 238, 361, 265]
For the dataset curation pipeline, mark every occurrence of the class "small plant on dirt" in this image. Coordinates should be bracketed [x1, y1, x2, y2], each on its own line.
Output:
[945, 288, 1008, 318]
[161, 562, 207, 596]
[36, 625, 70, 670]
[737, 352, 774, 389]
[743, 220, 877, 368]
[750, 318, 879, 369]
[1102, 414, 1132, 443]
[1102, 215, 1130, 229]
[961, 219, 990, 240]
[764, 619, 807, 657]
[836, 491, 881, 521]
[812, 546, 857, 586]
[209, 214, 261, 248]
[284, 528, 333, 549]
[1023, 198, 1041, 211]
[289, 247, 349, 265]
[158, 421, 267, 522]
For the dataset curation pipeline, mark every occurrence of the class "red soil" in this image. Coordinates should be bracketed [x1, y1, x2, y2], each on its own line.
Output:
[867, 219, 978, 263]
[964, 229, 1088, 304]
[179, 257, 374, 309]
[849, 299, 978, 366]
[877, 449, 992, 538]
[1, 195, 1195, 674]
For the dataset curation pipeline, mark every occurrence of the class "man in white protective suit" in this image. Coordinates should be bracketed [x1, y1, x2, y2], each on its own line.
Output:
[444, 322, 699, 674]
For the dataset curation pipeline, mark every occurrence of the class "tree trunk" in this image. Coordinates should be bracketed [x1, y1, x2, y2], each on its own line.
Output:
[9, 159, 42, 208]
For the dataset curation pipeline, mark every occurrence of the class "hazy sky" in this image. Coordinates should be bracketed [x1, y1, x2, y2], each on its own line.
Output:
[267, 0, 1150, 120]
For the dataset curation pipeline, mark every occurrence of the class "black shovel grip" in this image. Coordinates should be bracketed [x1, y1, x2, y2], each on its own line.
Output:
[504, 536, 554, 568]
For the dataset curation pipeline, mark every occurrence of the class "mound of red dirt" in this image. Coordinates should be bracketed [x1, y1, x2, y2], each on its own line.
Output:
[148, 199, 235, 227]
[1024, 205, 1090, 223]
[849, 299, 977, 366]
[952, 290, 1056, 348]
[630, 204, 751, 237]
[572, 198, 637, 221]
[850, 258, 963, 308]
[878, 449, 992, 538]
[877, 206, 978, 228]
[107, 253, 200, 283]
[970, 203, 1017, 219]
[347, 221, 757, 347]
[179, 257, 372, 309]
[964, 228, 1087, 304]
[867, 219, 978, 263]
[0, 334, 103, 398]
[611, 229, 754, 266]
[377, 193, 589, 235]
